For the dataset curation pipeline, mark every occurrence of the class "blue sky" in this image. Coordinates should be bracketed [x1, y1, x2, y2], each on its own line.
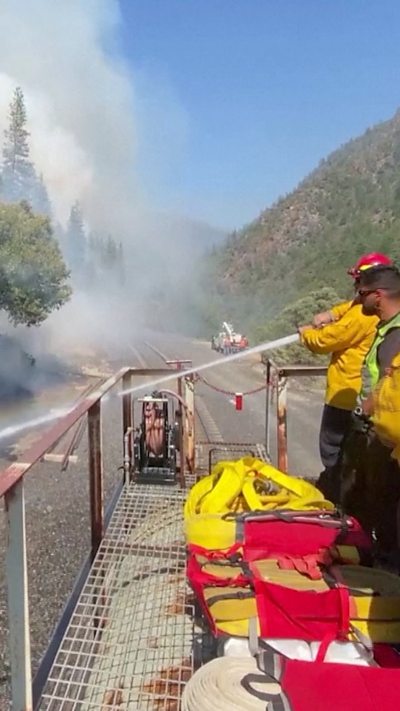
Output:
[119, 1, 400, 231]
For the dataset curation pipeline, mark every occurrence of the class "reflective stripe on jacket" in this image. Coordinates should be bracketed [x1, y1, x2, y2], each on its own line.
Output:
[301, 304, 378, 410]
[361, 312, 400, 399]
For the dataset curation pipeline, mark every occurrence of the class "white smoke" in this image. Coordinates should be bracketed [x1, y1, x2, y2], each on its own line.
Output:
[0, 0, 226, 362]
[0, 0, 140, 228]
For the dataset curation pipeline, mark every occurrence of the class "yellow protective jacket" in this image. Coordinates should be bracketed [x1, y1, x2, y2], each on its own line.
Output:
[330, 300, 353, 321]
[301, 303, 378, 410]
[372, 353, 400, 463]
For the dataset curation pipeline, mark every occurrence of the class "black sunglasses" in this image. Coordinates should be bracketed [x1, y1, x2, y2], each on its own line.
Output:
[357, 287, 389, 297]
[357, 288, 376, 297]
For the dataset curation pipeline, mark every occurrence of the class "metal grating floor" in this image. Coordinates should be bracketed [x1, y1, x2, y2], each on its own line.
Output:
[39, 483, 194, 710]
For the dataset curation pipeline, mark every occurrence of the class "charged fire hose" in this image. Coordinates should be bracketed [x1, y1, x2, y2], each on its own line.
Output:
[144, 402, 165, 456]
[143, 390, 195, 457]
[182, 656, 283, 710]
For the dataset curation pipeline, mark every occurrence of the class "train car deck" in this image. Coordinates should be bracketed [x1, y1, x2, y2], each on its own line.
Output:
[40, 483, 194, 710]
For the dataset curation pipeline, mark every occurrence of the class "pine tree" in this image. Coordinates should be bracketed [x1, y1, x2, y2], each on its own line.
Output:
[81, 231, 125, 290]
[1, 87, 37, 204]
[32, 174, 52, 217]
[1, 88, 53, 217]
[0, 202, 71, 326]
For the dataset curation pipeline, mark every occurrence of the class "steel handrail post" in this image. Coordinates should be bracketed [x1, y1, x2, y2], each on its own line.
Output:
[88, 400, 104, 558]
[122, 372, 133, 482]
[5, 478, 33, 710]
[184, 374, 195, 474]
[277, 370, 289, 472]
[177, 371, 186, 487]
[265, 358, 272, 457]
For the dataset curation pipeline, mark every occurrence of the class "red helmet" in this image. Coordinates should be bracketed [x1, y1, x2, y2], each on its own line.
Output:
[347, 252, 393, 278]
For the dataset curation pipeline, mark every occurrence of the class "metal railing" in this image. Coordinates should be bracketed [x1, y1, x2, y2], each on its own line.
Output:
[0, 366, 192, 711]
[265, 358, 328, 472]
[0, 354, 327, 709]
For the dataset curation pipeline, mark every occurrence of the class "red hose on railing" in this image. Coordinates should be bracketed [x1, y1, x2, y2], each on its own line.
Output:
[144, 390, 195, 455]
[143, 401, 165, 456]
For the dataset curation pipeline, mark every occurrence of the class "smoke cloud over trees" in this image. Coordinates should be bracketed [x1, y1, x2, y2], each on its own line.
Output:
[0, 1, 225, 347]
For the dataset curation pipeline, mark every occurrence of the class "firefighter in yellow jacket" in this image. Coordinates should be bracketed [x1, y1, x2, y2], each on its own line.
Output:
[298, 252, 392, 502]
[369, 354, 400, 563]
[352, 266, 400, 558]
[371, 351, 400, 465]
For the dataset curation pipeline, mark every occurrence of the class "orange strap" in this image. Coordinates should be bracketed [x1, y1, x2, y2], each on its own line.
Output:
[277, 548, 334, 581]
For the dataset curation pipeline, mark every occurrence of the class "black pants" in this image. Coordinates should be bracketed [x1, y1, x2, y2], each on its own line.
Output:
[340, 426, 372, 529]
[319, 404, 353, 468]
[317, 404, 352, 503]
[341, 430, 400, 553]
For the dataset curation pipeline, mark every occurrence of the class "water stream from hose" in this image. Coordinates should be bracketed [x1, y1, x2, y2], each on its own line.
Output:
[0, 333, 299, 442]
[119, 332, 300, 396]
[0, 408, 72, 442]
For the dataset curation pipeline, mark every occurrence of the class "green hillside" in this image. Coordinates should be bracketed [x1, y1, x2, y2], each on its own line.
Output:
[206, 110, 400, 341]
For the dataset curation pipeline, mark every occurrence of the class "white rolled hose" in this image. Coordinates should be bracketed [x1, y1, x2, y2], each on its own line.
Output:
[181, 656, 282, 711]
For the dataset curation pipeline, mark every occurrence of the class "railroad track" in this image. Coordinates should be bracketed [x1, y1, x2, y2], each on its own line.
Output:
[143, 340, 170, 363]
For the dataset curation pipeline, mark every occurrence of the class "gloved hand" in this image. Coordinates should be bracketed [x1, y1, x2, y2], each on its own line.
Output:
[351, 407, 371, 434]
